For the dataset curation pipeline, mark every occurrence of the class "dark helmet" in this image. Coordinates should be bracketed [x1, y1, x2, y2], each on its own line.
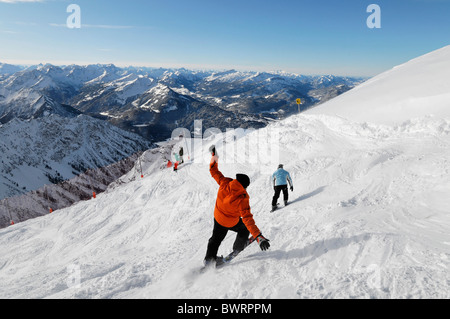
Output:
[236, 174, 250, 189]
[278, 164, 284, 169]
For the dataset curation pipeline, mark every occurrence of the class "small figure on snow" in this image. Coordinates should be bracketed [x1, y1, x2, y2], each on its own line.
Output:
[271, 164, 293, 212]
[172, 152, 180, 172]
[204, 145, 270, 267]
[179, 147, 184, 164]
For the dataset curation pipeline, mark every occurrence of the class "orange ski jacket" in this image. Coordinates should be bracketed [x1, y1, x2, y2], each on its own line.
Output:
[209, 156, 261, 238]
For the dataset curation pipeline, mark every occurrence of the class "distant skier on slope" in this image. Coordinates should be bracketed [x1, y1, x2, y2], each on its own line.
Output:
[204, 145, 270, 267]
[271, 164, 293, 212]
[173, 151, 180, 172]
[179, 146, 184, 164]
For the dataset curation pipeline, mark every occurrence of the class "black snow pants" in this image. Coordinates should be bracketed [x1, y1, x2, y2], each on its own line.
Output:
[272, 185, 288, 206]
[204, 218, 250, 261]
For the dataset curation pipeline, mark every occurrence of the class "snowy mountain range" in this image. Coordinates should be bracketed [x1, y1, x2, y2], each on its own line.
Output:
[305, 46, 450, 125]
[0, 46, 448, 299]
[0, 64, 152, 200]
[0, 63, 365, 140]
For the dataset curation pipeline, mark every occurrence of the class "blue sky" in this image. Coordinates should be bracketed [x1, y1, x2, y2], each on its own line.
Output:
[0, 0, 449, 77]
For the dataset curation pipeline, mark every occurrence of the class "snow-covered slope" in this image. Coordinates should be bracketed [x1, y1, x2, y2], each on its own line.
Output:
[0, 114, 150, 199]
[0, 88, 80, 123]
[0, 114, 449, 299]
[305, 45, 450, 125]
[0, 152, 142, 229]
[0, 48, 449, 299]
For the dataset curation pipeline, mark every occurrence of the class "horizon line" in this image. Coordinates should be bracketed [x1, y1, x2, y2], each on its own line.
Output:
[0, 59, 374, 78]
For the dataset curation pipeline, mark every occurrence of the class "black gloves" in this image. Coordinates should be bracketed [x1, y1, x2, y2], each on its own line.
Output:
[290, 186, 293, 192]
[256, 234, 270, 251]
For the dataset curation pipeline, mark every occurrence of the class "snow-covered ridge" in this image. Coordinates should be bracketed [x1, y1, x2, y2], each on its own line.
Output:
[0, 152, 142, 229]
[0, 63, 25, 75]
[0, 114, 151, 200]
[305, 45, 450, 125]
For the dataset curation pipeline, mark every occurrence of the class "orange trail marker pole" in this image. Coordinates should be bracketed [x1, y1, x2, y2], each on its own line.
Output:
[86, 170, 96, 199]
[139, 156, 143, 178]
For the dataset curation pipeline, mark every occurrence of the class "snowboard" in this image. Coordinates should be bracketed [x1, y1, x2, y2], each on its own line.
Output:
[200, 236, 255, 272]
[270, 202, 288, 213]
[270, 203, 280, 213]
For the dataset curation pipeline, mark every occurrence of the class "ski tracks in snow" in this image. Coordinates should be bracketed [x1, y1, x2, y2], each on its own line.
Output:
[1, 115, 449, 298]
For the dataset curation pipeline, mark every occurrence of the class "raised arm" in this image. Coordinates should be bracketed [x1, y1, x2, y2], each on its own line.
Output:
[210, 155, 226, 185]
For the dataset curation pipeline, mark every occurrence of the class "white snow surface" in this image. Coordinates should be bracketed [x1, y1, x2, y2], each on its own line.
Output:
[0, 114, 449, 299]
[1, 47, 450, 299]
[305, 45, 450, 125]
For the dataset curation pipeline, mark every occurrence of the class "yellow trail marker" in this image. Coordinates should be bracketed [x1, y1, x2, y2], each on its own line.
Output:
[296, 98, 302, 113]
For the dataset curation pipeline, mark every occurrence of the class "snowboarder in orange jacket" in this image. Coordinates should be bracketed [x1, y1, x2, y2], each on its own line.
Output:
[204, 146, 270, 266]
